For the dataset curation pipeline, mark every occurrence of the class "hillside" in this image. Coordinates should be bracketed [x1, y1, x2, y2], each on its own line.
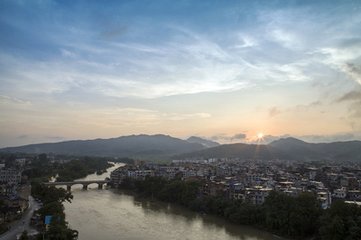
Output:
[178, 137, 361, 161]
[0, 134, 205, 159]
[177, 143, 288, 160]
[270, 137, 361, 161]
[3, 135, 361, 162]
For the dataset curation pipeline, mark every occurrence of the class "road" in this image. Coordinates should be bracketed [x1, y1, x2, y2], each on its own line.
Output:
[0, 196, 40, 240]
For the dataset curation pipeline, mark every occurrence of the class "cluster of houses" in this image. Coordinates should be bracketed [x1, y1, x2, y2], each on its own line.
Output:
[0, 159, 29, 224]
[110, 158, 361, 209]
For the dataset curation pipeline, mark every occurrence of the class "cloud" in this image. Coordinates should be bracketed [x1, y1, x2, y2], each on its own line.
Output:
[316, 47, 361, 85]
[337, 91, 361, 119]
[248, 133, 361, 144]
[210, 133, 247, 142]
[349, 101, 361, 118]
[210, 134, 229, 141]
[232, 133, 247, 140]
[0, 95, 31, 105]
[247, 134, 286, 144]
[45, 136, 66, 141]
[86, 107, 212, 127]
[60, 49, 76, 58]
[0, 11, 327, 100]
[343, 63, 361, 85]
[99, 26, 127, 41]
[269, 106, 281, 117]
[338, 91, 361, 102]
[268, 101, 322, 119]
[233, 35, 257, 49]
[270, 28, 300, 49]
[262, 135, 283, 143]
[299, 133, 359, 143]
[293, 100, 323, 112]
[164, 112, 211, 121]
[17, 135, 28, 139]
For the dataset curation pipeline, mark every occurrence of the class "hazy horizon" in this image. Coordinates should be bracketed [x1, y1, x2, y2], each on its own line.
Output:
[1, 0, 361, 148]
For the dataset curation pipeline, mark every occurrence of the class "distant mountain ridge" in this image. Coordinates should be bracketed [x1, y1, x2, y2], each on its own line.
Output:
[178, 137, 361, 162]
[2, 135, 361, 162]
[270, 137, 361, 161]
[0, 134, 205, 159]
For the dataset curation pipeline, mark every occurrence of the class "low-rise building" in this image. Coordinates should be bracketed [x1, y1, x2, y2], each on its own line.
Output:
[0, 168, 22, 185]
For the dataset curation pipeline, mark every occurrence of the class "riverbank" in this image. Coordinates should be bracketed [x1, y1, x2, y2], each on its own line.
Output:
[19, 155, 116, 239]
[62, 163, 279, 240]
[119, 174, 361, 240]
[64, 188, 282, 240]
[115, 176, 361, 240]
[117, 176, 292, 238]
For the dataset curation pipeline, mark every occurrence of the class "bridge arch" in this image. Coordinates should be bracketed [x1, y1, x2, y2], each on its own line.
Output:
[43, 180, 109, 191]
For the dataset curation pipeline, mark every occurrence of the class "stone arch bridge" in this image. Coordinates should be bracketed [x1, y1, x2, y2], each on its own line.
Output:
[43, 180, 109, 191]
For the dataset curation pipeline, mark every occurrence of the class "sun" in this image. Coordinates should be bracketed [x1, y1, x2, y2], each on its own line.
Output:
[257, 132, 264, 140]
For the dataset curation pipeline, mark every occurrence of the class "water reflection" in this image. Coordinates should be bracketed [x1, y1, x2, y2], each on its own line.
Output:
[126, 191, 283, 240]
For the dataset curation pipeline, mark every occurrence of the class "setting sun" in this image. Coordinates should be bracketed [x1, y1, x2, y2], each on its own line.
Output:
[257, 133, 264, 139]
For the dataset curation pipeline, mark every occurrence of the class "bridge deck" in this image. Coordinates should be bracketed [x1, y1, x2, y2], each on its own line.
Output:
[44, 180, 109, 185]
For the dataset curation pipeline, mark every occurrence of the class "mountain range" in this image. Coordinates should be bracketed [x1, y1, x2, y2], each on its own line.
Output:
[0, 134, 205, 159]
[178, 137, 361, 161]
[2, 135, 361, 162]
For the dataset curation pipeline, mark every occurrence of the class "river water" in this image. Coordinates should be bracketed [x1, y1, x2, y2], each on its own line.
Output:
[63, 163, 284, 240]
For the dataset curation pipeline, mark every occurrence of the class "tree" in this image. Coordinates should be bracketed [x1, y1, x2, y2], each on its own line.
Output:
[19, 230, 29, 240]
[288, 192, 321, 237]
[264, 191, 294, 235]
[38, 153, 48, 162]
[319, 201, 361, 240]
[5, 154, 16, 168]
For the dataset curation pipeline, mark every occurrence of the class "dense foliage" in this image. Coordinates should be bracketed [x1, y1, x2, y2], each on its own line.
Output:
[112, 157, 135, 164]
[56, 157, 113, 182]
[32, 184, 78, 240]
[22, 154, 113, 182]
[319, 200, 361, 240]
[119, 177, 361, 240]
[120, 176, 200, 208]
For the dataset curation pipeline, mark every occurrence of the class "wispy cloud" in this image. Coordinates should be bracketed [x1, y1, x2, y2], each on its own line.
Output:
[337, 90, 361, 120]
[0, 95, 31, 105]
[343, 63, 361, 85]
[269, 106, 281, 117]
[211, 133, 248, 143]
[338, 91, 361, 102]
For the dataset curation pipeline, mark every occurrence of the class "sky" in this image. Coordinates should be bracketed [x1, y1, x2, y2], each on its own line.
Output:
[1, 0, 361, 147]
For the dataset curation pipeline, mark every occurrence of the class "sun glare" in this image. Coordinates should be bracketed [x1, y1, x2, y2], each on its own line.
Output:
[257, 132, 264, 140]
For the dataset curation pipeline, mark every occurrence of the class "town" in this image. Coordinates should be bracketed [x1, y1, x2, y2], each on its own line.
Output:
[110, 158, 361, 209]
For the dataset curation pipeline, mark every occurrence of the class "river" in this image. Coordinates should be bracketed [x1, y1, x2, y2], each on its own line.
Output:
[63, 163, 284, 240]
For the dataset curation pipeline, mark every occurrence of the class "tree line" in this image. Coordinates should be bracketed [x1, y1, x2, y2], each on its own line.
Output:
[22, 154, 113, 182]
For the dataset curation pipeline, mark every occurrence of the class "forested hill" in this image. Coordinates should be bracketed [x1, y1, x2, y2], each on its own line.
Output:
[3, 135, 361, 161]
[269, 137, 361, 161]
[0, 134, 205, 159]
[178, 137, 361, 161]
